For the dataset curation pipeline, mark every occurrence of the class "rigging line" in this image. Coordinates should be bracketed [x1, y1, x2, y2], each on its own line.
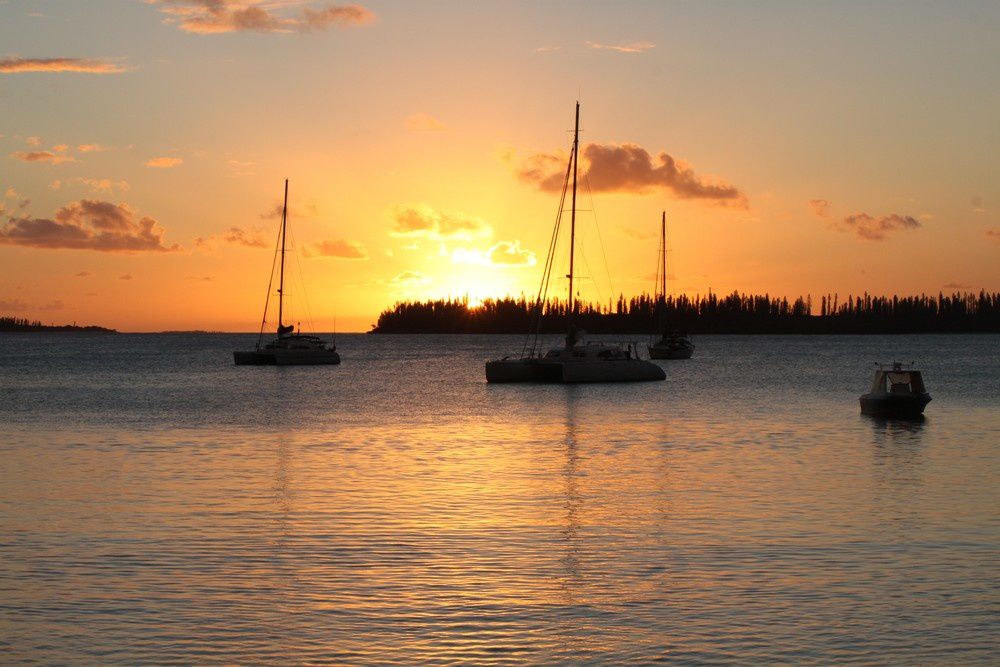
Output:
[288, 222, 317, 335]
[257, 211, 284, 350]
[582, 172, 613, 307]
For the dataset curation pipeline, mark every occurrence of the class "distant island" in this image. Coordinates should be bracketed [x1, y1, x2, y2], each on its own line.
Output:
[371, 291, 1000, 335]
[0, 316, 116, 333]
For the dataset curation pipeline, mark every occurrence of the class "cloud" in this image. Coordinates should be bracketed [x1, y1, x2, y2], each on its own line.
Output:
[620, 225, 655, 241]
[223, 226, 268, 248]
[986, 228, 1000, 243]
[405, 112, 447, 132]
[516, 142, 746, 206]
[390, 270, 430, 287]
[77, 143, 111, 153]
[52, 144, 69, 153]
[71, 177, 130, 196]
[151, 1, 375, 34]
[809, 199, 832, 218]
[74, 271, 91, 277]
[49, 180, 62, 190]
[0, 57, 127, 74]
[260, 201, 319, 219]
[26, 136, 41, 147]
[586, 40, 655, 53]
[535, 46, 560, 53]
[119, 273, 133, 280]
[451, 241, 536, 267]
[837, 212, 920, 241]
[305, 238, 368, 259]
[187, 275, 213, 282]
[0, 298, 30, 312]
[38, 300, 64, 311]
[390, 203, 492, 240]
[9, 151, 77, 165]
[4, 188, 19, 199]
[227, 159, 255, 175]
[943, 282, 972, 289]
[0, 199, 181, 252]
[145, 156, 183, 168]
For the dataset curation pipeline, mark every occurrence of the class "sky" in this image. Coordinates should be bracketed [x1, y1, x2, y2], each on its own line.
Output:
[1, 0, 998, 332]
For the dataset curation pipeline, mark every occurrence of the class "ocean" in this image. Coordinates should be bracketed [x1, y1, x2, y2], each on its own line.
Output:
[1, 333, 998, 664]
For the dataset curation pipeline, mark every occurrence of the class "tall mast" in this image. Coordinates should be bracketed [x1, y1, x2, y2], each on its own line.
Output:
[277, 178, 288, 332]
[661, 211, 667, 301]
[567, 101, 580, 335]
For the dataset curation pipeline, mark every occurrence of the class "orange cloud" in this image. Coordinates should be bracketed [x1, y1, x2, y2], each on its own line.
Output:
[837, 212, 920, 241]
[391, 270, 430, 287]
[71, 177, 130, 195]
[9, 151, 77, 165]
[77, 143, 111, 153]
[0, 200, 180, 252]
[390, 204, 492, 240]
[152, 1, 374, 34]
[451, 241, 536, 267]
[196, 226, 269, 249]
[585, 41, 655, 53]
[405, 113, 447, 131]
[517, 143, 746, 206]
[986, 228, 1000, 244]
[305, 238, 368, 259]
[144, 157, 183, 168]
[809, 199, 832, 218]
[0, 57, 127, 74]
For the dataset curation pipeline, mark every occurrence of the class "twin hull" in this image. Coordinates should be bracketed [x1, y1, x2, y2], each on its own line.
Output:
[486, 358, 665, 383]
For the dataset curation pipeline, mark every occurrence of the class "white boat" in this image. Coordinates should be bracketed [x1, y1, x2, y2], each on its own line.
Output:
[234, 180, 340, 366]
[647, 211, 694, 360]
[485, 102, 665, 384]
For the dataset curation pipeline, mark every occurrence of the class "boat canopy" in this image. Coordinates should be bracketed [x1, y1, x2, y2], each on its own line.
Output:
[870, 369, 926, 394]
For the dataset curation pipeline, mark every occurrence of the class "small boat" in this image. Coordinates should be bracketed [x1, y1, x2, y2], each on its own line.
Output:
[859, 362, 931, 418]
[648, 331, 694, 360]
[234, 180, 340, 366]
[647, 212, 693, 360]
[485, 102, 664, 384]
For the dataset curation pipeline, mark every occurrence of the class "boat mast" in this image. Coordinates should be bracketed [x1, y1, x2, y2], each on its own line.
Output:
[277, 178, 288, 333]
[567, 101, 580, 342]
[661, 211, 667, 301]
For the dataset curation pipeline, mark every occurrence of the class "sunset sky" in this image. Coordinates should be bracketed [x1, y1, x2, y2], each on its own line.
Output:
[1, 0, 997, 331]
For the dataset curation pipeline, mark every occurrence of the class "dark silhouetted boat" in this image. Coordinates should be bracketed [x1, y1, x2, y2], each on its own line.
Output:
[485, 102, 665, 384]
[647, 211, 694, 360]
[859, 362, 930, 417]
[234, 180, 340, 366]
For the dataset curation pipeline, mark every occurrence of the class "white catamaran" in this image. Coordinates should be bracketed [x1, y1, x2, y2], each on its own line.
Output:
[234, 180, 340, 366]
[485, 102, 665, 383]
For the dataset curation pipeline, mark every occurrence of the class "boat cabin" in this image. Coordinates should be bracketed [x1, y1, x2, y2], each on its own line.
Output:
[869, 363, 927, 396]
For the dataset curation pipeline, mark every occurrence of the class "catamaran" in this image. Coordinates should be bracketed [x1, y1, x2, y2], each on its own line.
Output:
[485, 102, 665, 383]
[234, 180, 340, 366]
[647, 211, 694, 360]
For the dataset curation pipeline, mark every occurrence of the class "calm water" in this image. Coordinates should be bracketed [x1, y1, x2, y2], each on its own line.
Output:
[1, 333, 998, 664]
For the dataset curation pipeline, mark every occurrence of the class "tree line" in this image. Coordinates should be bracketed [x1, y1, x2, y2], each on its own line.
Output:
[370, 291, 1000, 334]
[0, 316, 115, 333]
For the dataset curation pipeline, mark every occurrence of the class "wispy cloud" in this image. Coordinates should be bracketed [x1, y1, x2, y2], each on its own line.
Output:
[196, 226, 269, 249]
[390, 270, 430, 287]
[227, 159, 255, 176]
[151, 1, 375, 34]
[586, 40, 655, 54]
[943, 282, 972, 289]
[451, 240, 536, 267]
[515, 143, 746, 207]
[77, 143, 112, 153]
[71, 177, 130, 196]
[390, 204, 492, 241]
[0, 57, 127, 74]
[809, 199, 832, 218]
[144, 156, 183, 168]
[405, 112, 447, 132]
[119, 273, 133, 280]
[9, 151, 77, 165]
[837, 212, 920, 241]
[304, 238, 368, 259]
[986, 228, 1000, 244]
[0, 200, 181, 252]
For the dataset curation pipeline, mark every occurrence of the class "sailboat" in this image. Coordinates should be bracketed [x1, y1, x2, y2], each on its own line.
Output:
[233, 180, 340, 366]
[647, 211, 694, 360]
[485, 102, 665, 383]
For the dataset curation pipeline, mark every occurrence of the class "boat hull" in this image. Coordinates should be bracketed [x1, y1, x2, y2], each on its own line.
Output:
[859, 393, 931, 418]
[486, 358, 665, 383]
[234, 350, 341, 366]
[648, 345, 693, 360]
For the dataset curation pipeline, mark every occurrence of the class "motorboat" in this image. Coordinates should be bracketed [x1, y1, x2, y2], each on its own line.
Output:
[859, 362, 930, 417]
[234, 180, 340, 366]
[647, 211, 694, 360]
[485, 102, 665, 384]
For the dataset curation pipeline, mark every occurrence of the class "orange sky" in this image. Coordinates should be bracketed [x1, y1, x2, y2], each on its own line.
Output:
[1, 1, 997, 331]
